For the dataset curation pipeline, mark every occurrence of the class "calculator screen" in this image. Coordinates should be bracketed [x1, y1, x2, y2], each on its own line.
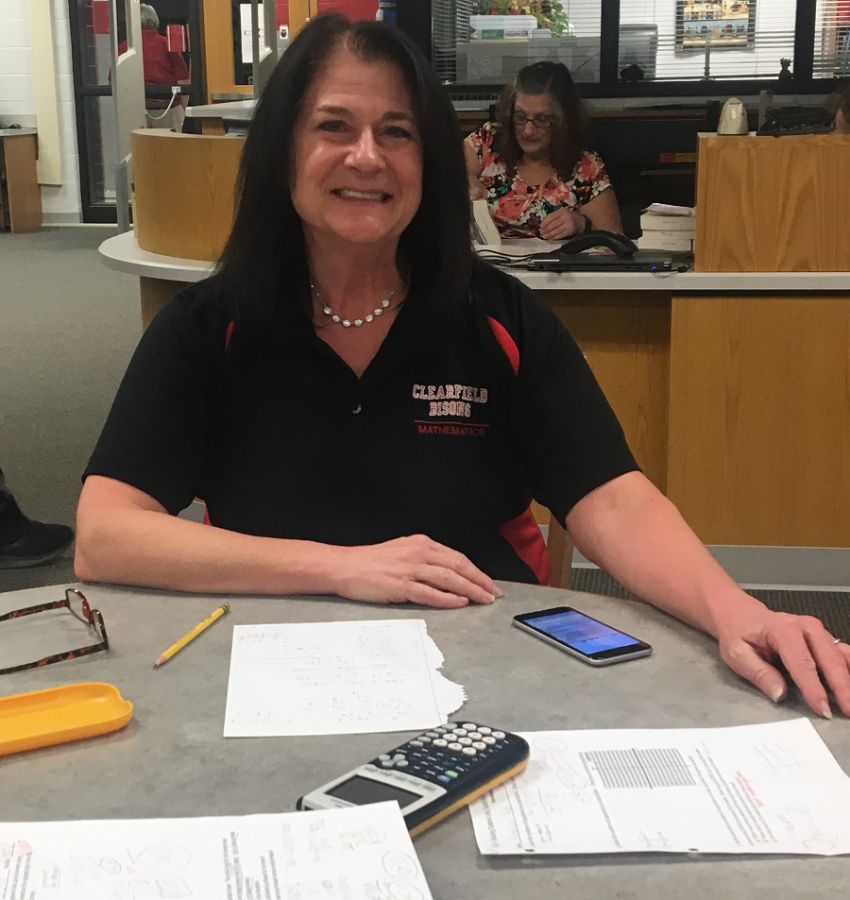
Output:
[327, 775, 421, 809]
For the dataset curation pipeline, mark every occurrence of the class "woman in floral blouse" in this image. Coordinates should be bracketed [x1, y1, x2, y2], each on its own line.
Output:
[464, 62, 623, 240]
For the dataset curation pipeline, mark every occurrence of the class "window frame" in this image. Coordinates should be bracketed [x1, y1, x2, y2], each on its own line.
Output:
[403, 0, 840, 99]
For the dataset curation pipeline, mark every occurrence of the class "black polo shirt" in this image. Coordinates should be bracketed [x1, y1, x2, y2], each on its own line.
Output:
[84, 264, 638, 584]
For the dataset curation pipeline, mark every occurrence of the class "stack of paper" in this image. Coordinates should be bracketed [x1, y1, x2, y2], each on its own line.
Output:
[469, 719, 850, 856]
[224, 619, 465, 737]
[638, 203, 696, 252]
[0, 802, 433, 900]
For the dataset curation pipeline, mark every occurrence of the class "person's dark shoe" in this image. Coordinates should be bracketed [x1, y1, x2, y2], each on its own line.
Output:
[0, 489, 74, 568]
[0, 520, 74, 568]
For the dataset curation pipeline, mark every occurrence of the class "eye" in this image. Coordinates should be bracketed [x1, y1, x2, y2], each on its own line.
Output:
[317, 119, 348, 133]
[384, 125, 414, 139]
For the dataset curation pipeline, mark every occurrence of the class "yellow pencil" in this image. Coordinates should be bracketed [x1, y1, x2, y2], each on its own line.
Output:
[154, 603, 230, 668]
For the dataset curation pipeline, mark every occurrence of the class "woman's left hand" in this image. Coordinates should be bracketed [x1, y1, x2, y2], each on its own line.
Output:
[715, 605, 850, 718]
[539, 206, 586, 241]
[566, 471, 850, 720]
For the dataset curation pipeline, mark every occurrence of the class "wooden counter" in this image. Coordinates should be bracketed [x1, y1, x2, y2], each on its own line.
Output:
[668, 294, 850, 546]
[695, 133, 850, 272]
[132, 129, 243, 261]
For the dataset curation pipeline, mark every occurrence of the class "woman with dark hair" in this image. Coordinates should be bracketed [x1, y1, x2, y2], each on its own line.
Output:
[80, 13, 496, 608]
[465, 62, 622, 240]
[76, 16, 850, 720]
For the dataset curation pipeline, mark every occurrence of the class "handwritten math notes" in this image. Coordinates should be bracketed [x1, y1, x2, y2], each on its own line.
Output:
[0, 802, 432, 900]
[470, 719, 850, 856]
[223, 619, 465, 737]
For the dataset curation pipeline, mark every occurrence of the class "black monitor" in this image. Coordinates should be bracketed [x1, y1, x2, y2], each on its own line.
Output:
[590, 108, 708, 238]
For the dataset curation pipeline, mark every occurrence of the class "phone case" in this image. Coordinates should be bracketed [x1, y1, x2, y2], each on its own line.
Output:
[512, 608, 652, 667]
[0, 682, 133, 757]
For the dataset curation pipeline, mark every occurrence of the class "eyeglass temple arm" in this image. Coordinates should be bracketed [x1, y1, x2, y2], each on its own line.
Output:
[0, 598, 67, 623]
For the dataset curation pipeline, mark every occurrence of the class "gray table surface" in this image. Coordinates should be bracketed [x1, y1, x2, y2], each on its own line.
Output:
[1, 581, 848, 899]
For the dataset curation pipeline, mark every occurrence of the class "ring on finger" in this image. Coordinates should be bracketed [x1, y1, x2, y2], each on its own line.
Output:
[833, 637, 843, 645]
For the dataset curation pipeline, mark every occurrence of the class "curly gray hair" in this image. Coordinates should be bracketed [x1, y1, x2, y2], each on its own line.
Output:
[140, 4, 160, 30]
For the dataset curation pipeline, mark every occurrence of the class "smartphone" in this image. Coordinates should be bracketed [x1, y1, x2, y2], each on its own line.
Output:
[512, 606, 652, 666]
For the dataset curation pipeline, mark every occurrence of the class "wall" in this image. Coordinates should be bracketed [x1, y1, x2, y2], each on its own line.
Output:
[0, 0, 82, 222]
[0, 0, 35, 126]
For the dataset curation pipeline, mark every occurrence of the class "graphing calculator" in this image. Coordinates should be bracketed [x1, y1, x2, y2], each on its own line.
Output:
[297, 722, 529, 836]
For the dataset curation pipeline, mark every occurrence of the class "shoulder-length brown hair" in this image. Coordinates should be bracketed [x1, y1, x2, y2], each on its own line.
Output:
[493, 61, 591, 181]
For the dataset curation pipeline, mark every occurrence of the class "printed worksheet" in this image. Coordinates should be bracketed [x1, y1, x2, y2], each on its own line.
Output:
[0, 802, 432, 900]
[224, 619, 465, 737]
[469, 719, 850, 856]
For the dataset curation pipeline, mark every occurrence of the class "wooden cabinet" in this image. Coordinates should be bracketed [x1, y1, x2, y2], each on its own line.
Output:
[668, 295, 850, 546]
[0, 130, 42, 234]
[695, 133, 850, 273]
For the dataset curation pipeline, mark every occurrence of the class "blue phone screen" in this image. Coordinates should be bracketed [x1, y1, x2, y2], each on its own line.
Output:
[529, 610, 641, 655]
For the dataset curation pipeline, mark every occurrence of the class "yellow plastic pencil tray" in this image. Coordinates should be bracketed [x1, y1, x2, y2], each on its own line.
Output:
[0, 682, 133, 757]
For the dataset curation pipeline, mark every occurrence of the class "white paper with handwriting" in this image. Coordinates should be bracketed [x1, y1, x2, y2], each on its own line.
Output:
[470, 719, 850, 856]
[224, 619, 464, 737]
[0, 802, 432, 900]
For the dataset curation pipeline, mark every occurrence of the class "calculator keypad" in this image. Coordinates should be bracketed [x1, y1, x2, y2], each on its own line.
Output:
[368, 722, 517, 787]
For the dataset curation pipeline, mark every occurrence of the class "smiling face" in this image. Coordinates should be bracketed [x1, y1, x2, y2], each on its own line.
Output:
[290, 47, 423, 255]
[512, 91, 560, 160]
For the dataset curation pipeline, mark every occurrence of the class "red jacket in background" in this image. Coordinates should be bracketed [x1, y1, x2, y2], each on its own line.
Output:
[118, 27, 190, 86]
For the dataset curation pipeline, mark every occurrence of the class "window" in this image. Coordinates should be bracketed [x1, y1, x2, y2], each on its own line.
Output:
[814, 0, 850, 76]
[433, 1, 602, 85]
[619, 1, 796, 81]
[435, 0, 815, 87]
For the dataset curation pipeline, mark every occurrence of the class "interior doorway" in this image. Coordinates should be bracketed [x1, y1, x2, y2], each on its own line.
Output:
[67, 0, 204, 223]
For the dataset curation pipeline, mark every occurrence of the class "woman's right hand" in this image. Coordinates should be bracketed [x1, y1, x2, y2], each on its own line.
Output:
[468, 176, 488, 201]
[335, 535, 501, 608]
[539, 206, 587, 241]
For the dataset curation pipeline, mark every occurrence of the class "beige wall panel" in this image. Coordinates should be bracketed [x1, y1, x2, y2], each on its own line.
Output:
[668, 296, 850, 546]
[695, 134, 850, 273]
[544, 290, 671, 494]
[133, 130, 243, 261]
[26, 0, 62, 185]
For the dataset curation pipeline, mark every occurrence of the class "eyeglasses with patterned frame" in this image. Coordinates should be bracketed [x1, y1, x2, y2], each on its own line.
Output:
[512, 109, 558, 131]
[0, 589, 109, 675]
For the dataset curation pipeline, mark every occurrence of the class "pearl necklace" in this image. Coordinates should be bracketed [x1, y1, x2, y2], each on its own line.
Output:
[312, 282, 400, 329]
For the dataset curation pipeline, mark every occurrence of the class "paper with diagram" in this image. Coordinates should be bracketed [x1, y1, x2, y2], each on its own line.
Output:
[0, 801, 432, 900]
[469, 718, 850, 856]
[224, 619, 464, 737]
